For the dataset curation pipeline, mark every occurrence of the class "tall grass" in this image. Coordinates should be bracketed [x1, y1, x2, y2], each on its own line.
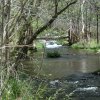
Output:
[2, 76, 33, 100]
[0, 41, 71, 100]
[72, 39, 100, 52]
[1, 72, 72, 100]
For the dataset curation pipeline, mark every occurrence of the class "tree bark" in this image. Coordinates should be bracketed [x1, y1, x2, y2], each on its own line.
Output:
[96, 8, 99, 44]
[81, 0, 86, 34]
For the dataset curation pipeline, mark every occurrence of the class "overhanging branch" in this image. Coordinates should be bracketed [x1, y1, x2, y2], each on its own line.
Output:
[14, 0, 77, 69]
[27, 0, 77, 44]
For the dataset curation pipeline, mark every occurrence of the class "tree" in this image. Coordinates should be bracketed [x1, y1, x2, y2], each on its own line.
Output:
[14, 0, 78, 70]
[0, 0, 5, 91]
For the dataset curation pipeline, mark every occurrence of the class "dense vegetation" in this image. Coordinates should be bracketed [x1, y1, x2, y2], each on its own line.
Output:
[0, 0, 100, 99]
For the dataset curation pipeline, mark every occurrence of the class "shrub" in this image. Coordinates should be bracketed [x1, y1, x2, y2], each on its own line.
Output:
[1, 74, 72, 100]
[47, 51, 61, 58]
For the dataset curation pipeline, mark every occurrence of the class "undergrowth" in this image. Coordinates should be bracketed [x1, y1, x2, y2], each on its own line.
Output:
[1, 73, 71, 100]
[72, 39, 100, 52]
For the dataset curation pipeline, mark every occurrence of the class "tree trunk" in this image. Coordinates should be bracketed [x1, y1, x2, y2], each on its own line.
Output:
[96, 9, 99, 44]
[85, 4, 87, 35]
[88, 5, 92, 32]
[81, 0, 86, 34]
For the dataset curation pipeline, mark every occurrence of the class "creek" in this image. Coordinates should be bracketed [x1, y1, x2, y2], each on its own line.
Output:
[23, 46, 100, 99]
[39, 46, 100, 79]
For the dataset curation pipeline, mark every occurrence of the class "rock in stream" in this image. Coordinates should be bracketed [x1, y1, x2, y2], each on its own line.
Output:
[49, 73, 100, 100]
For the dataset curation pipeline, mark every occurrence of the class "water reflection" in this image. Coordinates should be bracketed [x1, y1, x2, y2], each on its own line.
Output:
[80, 59, 87, 73]
[23, 47, 100, 79]
[41, 48, 100, 79]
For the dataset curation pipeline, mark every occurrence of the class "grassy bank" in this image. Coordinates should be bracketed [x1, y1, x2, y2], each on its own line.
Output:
[71, 40, 100, 53]
[1, 73, 71, 100]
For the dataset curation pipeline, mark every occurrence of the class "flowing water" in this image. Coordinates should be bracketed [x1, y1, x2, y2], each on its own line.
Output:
[23, 46, 100, 99]
[24, 46, 100, 79]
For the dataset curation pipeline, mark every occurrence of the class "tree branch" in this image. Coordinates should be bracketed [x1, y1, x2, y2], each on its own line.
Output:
[27, 0, 77, 44]
[14, 0, 77, 70]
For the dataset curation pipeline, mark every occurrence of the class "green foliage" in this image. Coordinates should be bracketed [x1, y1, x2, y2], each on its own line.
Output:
[33, 83, 48, 100]
[2, 79, 20, 100]
[71, 42, 85, 49]
[1, 76, 71, 100]
[32, 19, 43, 29]
[72, 39, 100, 52]
[36, 41, 44, 50]
[47, 51, 61, 58]
[2, 77, 33, 100]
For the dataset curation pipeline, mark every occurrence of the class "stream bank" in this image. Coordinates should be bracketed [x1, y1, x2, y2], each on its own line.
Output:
[48, 72, 100, 100]
[22, 46, 100, 99]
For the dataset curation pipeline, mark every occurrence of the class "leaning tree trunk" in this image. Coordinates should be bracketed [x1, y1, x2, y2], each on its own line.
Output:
[14, 0, 78, 70]
[88, 5, 92, 32]
[55, 0, 58, 15]
[5, 0, 11, 68]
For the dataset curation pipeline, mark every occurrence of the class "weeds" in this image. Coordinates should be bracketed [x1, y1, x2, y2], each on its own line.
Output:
[72, 39, 100, 52]
[1, 73, 72, 100]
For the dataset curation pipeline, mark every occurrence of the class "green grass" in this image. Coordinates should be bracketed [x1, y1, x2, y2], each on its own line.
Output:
[72, 39, 100, 52]
[2, 77, 33, 100]
[1, 74, 71, 100]
[36, 41, 44, 50]
[2, 76, 48, 100]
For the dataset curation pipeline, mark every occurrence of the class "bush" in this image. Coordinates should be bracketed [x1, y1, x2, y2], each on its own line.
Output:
[47, 51, 61, 58]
